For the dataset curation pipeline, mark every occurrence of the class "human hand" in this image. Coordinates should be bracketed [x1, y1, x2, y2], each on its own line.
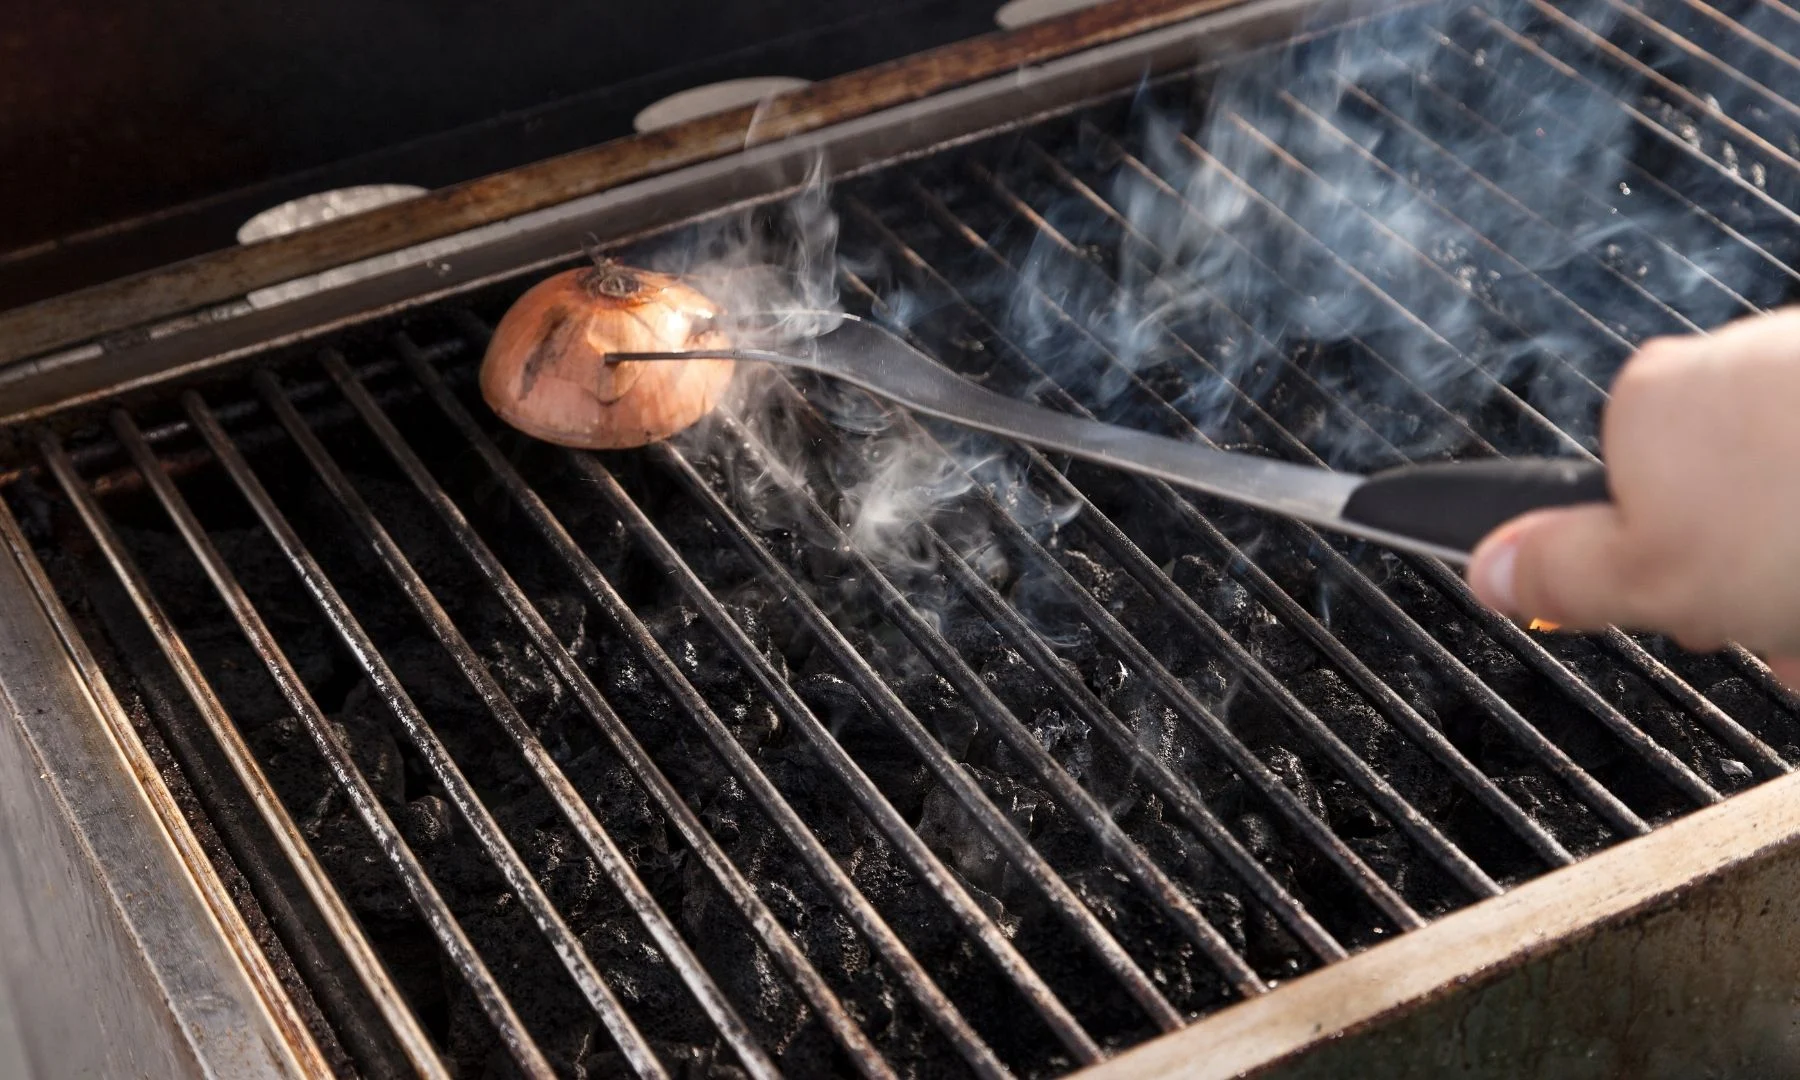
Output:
[1465, 307, 1800, 687]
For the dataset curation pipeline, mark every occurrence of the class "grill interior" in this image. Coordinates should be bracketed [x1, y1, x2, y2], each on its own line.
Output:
[8, 0, 1800, 1076]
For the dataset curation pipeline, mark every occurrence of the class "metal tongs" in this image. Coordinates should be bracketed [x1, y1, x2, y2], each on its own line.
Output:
[607, 314, 1608, 565]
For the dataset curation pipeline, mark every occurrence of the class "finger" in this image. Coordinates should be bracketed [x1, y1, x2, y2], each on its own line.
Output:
[1762, 655, 1800, 692]
[1467, 504, 1636, 629]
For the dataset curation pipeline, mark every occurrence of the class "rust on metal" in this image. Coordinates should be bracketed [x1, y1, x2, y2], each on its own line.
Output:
[0, 0, 1245, 369]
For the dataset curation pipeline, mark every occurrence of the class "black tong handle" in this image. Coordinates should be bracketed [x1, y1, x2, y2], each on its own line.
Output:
[1340, 458, 1610, 554]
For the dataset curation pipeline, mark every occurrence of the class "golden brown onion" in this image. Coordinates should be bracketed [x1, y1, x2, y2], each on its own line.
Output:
[479, 262, 734, 449]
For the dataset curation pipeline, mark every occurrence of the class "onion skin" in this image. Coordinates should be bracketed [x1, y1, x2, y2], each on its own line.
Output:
[479, 263, 735, 449]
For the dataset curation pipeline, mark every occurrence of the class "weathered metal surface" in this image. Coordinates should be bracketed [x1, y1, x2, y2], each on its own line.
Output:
[1075, 767, 1800, 1080]
[0, 501, 325, 1079]
[0, 0, 1245, 369]
[0, 0, 1340, 426]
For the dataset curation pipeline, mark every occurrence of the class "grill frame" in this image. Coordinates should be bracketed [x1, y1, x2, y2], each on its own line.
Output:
[7, 0, 1800, 1076]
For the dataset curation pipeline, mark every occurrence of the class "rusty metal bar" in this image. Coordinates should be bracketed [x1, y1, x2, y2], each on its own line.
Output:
[910, 170, 1684, 846]
[1071, 131, 1729, 809]
[752, 315, 1355, 958]
[311, 351, 919, 1079]
[652, 427, 1283, 984]
[52, 415, 556, 1078]
[391, 333, 1020, 1078]
[37, 431, 449, 1079]
[253, 365, 782, 1080]
[574, 458, 1110, 1063]
[975, 155, 1579, 864]
[844, 189, 1595, 877]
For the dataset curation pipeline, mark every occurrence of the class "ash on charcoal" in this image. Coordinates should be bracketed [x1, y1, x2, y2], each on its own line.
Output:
[1171, 556, 1316, 680]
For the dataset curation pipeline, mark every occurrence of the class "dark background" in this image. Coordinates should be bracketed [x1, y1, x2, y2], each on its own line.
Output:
[0, 1, 1004, 309]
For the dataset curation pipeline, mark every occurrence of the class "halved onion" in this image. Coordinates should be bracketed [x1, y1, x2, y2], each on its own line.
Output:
[479, 262, 735, 449]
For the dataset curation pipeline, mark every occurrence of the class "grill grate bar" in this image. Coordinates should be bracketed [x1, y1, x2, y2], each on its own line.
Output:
[1079, 130, 1731, 813]
[627, 418, 1194, 1032]
[393, 335, 1017, 1079]
[983, 150, 1582, 865]
[777, 294, 1355, 959]
[1195, 99, 1766, 793]
[1419, 29, 1800, 293]
[56, 414, 557, 1078]
[1463, 11, 1800, 235]
[36, 432, 452, 1080]
[255, 363, 782, 1080]
[314, 349, 912, 1080]
[841, 194, 1465, 914]
[313, 347, 943, 1080]
[575, 457, 1110, 1063]
[652, 424, 1274, 992]
[176, 394, 655, 1079]
[1598, 0, 1800, 125]
[1674, 0, 1800, 89]
[1421, 24, 1800, 717]
[1525, 0, 1800, 182]
[1285, 20, 1794, 778]
[900, 176, 1537, 889]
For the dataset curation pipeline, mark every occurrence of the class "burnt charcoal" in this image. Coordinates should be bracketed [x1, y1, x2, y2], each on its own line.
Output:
[1233, 812, 1296, 883]
[1122, 795, 1218, 885]
[1321, 778, 1391, 841]
[310, 808, 416, 922]
[1259, 746, 1327, 825]
[916, 784, 1010, 895]
[578, 755, 673, 868]
[399, 794, 456, 851]
[977, 646, 1052, 717]
[1243, 902, 1309, 977]
[522, 828, 605, 923]
[599, 645, 660, 714]
[796, 671, 870, 733]
[1058, 548, 1121, 609]
[335, 681, 408, 807]
[1205, 577, 1315, 680]
[902, 672, 979, 758]
[479, 636, 570, 728]
[1089, 656, 1133, 703]
[1195, 891, 1247, 956]
[655, 610, 785, 752]
[1170, 554, 1218, 596]
[117, 524, 341, 690]
[1706, 676, 1789, 747]
[993, 707, 1094, 784]
[1494, 773, 1611, 856]
[312, 474, 477, 603]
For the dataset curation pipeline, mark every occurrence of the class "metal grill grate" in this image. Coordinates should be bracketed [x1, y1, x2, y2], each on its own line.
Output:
[8, 0, 1800, 1075]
